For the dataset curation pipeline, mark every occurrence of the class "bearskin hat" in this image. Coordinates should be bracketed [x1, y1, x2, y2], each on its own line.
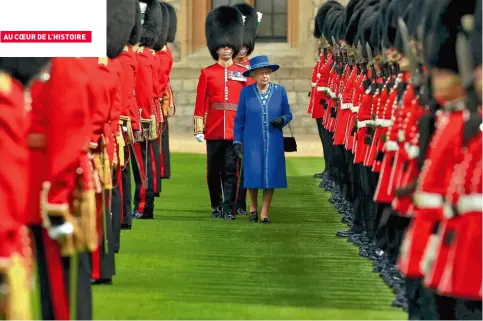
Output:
[232, 3, 258, 55]
[139, 0, 163, 48]
[0, 58, 51, 86]
[394, 3, 412, 54]
[163, 2, 177, 43]
[359, 6, 379, 58]
[425, 0, 477, 72]
[205, 5, 244, 61]
[316, 1, 344, 40]
[107, 0, 137, 58]
[153, 2, 170, 51]
[128, 0, 142, 45]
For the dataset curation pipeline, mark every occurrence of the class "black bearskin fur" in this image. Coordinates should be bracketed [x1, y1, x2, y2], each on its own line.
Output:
[140, 0, 163, 48]
[107, 0, 137, 59]
[0, 58, 51, 86]
[205, 6, 243, 61]
[163, 2, 177, 43]
[232, 3, 258, 55]
[316, 1, 344, 39]
[471, 0, 481, 67]
[153, 2, 170, 51]
[128, 0, 142, 45]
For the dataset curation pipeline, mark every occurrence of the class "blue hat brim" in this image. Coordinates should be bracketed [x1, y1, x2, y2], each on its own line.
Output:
[243, 64, 280, 77]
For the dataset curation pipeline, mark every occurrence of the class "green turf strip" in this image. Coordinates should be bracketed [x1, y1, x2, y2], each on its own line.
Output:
[85, 153, 405, 319]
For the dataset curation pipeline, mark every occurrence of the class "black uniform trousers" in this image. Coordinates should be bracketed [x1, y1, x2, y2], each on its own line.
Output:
[206, 139, 240, 215]
[152, 137, 162, 197]
[132, 141, 155, 217]
[121, 154, 132, 228]
[317, 118, 330, 172]
[160, 119, 171, 179]
[31, 225, 92, 320]
[111, 169, 122, 253]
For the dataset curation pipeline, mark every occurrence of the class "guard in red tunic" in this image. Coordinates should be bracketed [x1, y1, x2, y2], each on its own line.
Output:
[157, 1, 178, 181]
[118, 2, 142, 231]
[193, 6, 247, 220]
[28, 57, 95, 320]
[0, 59, 49, 320]
[132, 0, 163, 219]
[231, 2, 260, 216]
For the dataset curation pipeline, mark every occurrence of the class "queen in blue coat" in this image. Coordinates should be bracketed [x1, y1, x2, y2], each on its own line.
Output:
[233, 55, 293, 224]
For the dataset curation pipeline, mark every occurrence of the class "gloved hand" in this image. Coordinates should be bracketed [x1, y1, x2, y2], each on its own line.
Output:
[195, 133, 205, 142]
[270, 116, 285, 128]
[134, 130, 143, 142]
[233, 143, 243, 159]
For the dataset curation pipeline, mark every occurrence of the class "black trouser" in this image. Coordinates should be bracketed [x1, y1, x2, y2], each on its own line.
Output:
[121, 156, 132, 227]
[31, 225, 92, 320]
[111, 168, 122, 253]
[361, 166, 378, 238]
[319, 121, 332, 174]
[160, 119, 171, 179]
[206, 139, 240, 215]
[316, 118, 326, 170]
[152, 137, 162, 197]
[434, 294, 483, 320]
[405, 277, 439, 320]
[351, 163, 364, 232]
[90, 190, 116, 280]
[132, 141, 155, 217]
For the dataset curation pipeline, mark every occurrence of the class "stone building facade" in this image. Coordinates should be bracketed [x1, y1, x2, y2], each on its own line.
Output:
[164, 0, 348, 135]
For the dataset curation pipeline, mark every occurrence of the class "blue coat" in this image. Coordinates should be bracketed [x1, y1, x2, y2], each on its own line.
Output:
[233, 83, 293, 189]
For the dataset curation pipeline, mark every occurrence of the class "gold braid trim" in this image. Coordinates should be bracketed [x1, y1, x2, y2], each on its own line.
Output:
[72, 189, 98, 253]
[194, 116, 204, 134]
[0, 254, 32, 320]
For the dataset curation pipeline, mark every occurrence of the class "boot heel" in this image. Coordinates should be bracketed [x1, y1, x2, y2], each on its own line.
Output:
[249, 211, 258, 223]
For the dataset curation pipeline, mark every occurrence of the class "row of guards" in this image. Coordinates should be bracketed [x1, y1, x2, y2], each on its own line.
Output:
[0, 0, 177, 319]
[308, 0, 482, 319]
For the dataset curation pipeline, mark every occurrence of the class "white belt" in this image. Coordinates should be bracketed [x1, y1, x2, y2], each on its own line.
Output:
[404, 143, 420, 159]
[350, 105, 360, 113]
[357, 120, 375, 128]
[316, 86, 329, 92]
[341, 103, 353, 110]
[385, 140, 399, 151]
[457, 194, 483, 214]
[375, 119, 392, 127]
[413, 192, 444, 209]
[398, 130, 405, 142]
[311, 82, 316, 88]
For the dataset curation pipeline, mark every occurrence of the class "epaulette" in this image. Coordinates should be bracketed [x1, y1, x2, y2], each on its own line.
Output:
[150, 49, 155, 55]
[123, 46, 129, 52]
[234, 62, 249, 70]
[0, 73, 12, 94]
[98, 57, 108, 66]
[137, 46, 145, 53]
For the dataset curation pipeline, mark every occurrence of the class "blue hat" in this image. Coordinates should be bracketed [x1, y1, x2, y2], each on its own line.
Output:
[242, 55, 280, 77]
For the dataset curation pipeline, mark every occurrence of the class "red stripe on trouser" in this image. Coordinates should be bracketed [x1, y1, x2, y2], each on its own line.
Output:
[92, 192, 102, 280]
[134, 143, 146, 213]
[42, 230, 69, 320]
[150, 144, 157, 193]
[159, 135, 165, 177]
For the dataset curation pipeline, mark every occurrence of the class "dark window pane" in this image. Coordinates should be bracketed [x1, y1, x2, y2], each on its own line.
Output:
[257, 14, 273, 37]
[272, 13, 287, 37]
[255, 0, 272, 13]
[212, 0, 243, 8]
[273, 0, 287, 13]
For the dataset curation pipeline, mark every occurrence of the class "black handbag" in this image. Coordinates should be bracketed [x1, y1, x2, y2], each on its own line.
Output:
[284, 123, 297, 152]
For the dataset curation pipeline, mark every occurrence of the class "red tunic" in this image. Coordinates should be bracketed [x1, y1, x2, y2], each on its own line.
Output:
[334, 66, 357, 145]
[193, 62, 249, 140]
[135, 47, 156, 121]
[307, 54, 322, 115]
[312, 52, 333, 119]
[118, 46, 140, 130]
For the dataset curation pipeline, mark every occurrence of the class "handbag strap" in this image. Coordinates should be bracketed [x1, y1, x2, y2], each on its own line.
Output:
[287, 122, 294, 137]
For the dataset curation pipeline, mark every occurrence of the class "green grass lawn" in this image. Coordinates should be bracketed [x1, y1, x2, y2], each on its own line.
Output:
[85, 153, 405, 320]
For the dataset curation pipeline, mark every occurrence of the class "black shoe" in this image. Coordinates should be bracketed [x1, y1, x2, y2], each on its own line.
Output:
[211, 208, 222, 219]
[121, 224, 132, 230]
[261, 218, 271, 224]
[336, 230, 349, 238]
[237, 208, 248, 216]
[249, 211, 258, 223]
[313, 172, 324, 179]
[224, 214, 235, 220]
[92, 278, 112, 285]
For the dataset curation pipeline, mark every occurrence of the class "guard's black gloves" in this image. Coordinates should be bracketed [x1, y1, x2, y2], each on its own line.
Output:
[270, 116, 285, 128]
[233, 143, 243, 159]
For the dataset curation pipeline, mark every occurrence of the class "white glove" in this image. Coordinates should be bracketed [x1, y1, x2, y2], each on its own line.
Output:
[47, 222, 74, 241]
[195, 133, 205, 142]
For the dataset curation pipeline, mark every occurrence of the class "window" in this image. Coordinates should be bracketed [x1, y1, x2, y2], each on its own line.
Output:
[255, 0, 287, 42]
[212, 0, 245, 8]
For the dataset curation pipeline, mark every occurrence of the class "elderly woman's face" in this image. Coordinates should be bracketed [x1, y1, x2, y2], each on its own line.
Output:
[253, 68, 271, 85]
